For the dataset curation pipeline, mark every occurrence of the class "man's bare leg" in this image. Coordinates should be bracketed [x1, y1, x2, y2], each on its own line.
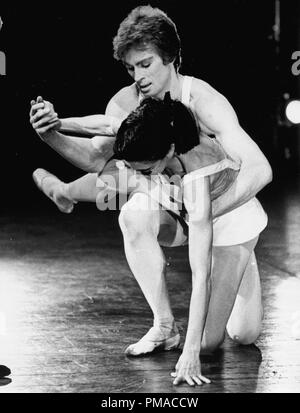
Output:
[226, 252, 263, 344]
[200, 237, 260, 353]
[119, 192, 187, 356]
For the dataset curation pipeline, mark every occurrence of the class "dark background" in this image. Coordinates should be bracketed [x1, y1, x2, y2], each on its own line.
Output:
[0, 0, 299, 213]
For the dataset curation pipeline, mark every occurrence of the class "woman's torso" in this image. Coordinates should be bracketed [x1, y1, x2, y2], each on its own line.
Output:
[164, 133, 240, 201]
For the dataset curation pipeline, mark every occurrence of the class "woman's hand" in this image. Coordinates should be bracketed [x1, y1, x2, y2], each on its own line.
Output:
[171, 351, 211, 386]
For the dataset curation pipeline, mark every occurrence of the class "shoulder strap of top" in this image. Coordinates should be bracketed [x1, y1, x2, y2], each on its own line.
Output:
[182, 158, 240, 186]
[174, 155, 188, 174]
[181, 76, 193, 107]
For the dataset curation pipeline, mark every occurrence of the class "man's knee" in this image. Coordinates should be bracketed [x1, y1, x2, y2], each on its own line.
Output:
[118, 193, 160, 242]
[227, 325, 262, 345]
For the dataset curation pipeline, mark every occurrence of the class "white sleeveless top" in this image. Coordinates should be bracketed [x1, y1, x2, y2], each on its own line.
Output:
[181, 75, 193, 107]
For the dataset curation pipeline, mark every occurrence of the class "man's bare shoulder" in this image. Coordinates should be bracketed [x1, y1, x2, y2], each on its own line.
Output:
[190, 77, 229, 106]
[107, 84, 139, 114]
[188, 76, 238, 134]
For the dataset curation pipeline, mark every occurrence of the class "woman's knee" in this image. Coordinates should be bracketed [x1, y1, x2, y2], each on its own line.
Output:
[118, 193, 160, 241]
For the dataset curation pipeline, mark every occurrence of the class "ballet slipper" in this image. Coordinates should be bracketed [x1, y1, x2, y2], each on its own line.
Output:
[33, 168, 75, 214]
[125, 326, 180, 356]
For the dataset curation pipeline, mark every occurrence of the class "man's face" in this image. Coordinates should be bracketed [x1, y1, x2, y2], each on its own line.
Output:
[123, 45, 173, 99]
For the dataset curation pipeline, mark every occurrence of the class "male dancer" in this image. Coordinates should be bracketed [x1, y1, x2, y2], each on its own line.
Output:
[30, 6, 272, 385]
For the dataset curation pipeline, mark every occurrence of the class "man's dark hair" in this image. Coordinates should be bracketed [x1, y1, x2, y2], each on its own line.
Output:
[113, 95, 200, 162]
[113, 5, 182, 71]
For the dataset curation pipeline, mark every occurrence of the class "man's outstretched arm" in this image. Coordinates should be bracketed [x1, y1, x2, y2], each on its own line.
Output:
[30, 97, 121, 137]
[30, 97, 117, 173]
[59, 114, 121, 136]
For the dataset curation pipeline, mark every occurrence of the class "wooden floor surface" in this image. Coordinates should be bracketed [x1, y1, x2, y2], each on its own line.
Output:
[0, 180, 300, 393]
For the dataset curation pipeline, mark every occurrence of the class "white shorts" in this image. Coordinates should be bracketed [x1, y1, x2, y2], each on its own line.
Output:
[211, 197, 268, 246]
[142, 174, 268, 246]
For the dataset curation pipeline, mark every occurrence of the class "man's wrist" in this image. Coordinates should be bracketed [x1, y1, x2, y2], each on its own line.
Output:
[37, 131, 48, 142]
[59, 118, 69, 132]
[37, 127, 56, 141]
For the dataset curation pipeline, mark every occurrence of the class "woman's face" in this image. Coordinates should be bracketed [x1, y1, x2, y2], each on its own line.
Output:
[124, 158, 167, 176]
[123, 145, 175, 176]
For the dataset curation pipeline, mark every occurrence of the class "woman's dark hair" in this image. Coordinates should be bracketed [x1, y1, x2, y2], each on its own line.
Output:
[113, 93, 200, 162]
[113, 5, 182, 71]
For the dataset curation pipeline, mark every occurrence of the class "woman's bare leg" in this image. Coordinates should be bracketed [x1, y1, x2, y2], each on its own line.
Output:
[33, 170, 112, 212]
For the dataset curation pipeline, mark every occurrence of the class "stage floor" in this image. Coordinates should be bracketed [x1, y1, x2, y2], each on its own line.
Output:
[0, 179, 300, 393]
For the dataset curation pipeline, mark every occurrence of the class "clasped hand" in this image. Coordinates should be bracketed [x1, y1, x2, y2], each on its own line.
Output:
[30, 96, 61, 135]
